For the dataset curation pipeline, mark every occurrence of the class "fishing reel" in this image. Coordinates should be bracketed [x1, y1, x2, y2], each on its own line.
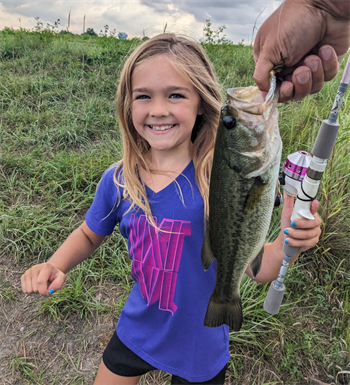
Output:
[274, 150, 311, 207]
[279, 150, 312, 196]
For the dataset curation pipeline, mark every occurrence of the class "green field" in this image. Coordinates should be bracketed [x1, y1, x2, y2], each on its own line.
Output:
[0, 26, 349, 385]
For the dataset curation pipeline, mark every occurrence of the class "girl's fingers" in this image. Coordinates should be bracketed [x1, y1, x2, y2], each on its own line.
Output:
[36, 265, 54, 297]
[284, 226, 321, 241]
[284, 211, 321, 250]
[286, 235, 320, 250]
[283, 197, 321, 250]
[36, 263, 65, 297]
[21, 263, 66, 297]
[50, 274, 66, 294]
[309, 199, 320, 215]
[20, 272, 27, 293]
[21, 265, 39, 294]
[289, 214, 321, 230]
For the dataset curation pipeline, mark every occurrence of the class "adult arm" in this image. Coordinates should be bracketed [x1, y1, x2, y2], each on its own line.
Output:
[253, 0, 350, 102]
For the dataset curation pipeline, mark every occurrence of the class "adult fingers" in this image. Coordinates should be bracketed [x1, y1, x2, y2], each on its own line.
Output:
[277, 65, 315, 103]
[278, 46, 339, 102]
[253, 54, 274, 93]
[318, 45, 339, 82]
[304, 55, 324, 95]
[291, 67, 313, 101]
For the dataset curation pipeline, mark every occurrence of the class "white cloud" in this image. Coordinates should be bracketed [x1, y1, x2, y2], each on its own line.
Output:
[0, 0, 283, 43]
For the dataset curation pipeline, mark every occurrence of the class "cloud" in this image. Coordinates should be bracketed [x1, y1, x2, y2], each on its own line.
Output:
[1, 0, 283, 43]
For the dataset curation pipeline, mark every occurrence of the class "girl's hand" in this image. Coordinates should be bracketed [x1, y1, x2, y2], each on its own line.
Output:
[280, 191, 321, 253]
[21, 262, 66, 297]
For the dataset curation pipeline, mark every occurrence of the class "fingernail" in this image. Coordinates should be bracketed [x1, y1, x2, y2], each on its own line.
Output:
[296, 70, 310, 84]
[49, 289, 55, 295]
[285, 239, 289, 244]
[320, 46, 332, 61]
[284, 229, 289, 235]
[44, 296, 48, 298]
[305, 60, 319, 73]
[292, 221, 297, 227]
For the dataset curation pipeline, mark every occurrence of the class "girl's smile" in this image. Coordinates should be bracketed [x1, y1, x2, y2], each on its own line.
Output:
[147, 124, 176, 131]
[131, 56, 202, 158]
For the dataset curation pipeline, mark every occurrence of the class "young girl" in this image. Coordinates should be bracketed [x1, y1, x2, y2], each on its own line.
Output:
[21, 33, 321, 385]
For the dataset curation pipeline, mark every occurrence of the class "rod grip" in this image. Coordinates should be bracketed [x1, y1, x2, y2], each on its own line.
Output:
[283, 242, 299, 257]
[312, 120, 340, 159]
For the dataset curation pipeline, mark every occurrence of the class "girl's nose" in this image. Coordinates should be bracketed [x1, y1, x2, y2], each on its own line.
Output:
[150, 99, 169, 117]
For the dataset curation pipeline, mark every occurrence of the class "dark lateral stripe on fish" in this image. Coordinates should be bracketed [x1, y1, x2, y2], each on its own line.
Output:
[218, 196, 245, 299]
[204, 294, 243, 331]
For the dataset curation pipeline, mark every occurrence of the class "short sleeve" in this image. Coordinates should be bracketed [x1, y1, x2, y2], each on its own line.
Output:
[85, 166, 122, 236]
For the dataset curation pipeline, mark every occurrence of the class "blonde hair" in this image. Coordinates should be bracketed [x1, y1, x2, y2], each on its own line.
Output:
[114, 33, 222, 227]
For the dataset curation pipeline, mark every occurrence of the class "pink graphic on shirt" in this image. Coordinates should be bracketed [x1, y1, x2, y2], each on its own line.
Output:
[128, 214, 191, 314]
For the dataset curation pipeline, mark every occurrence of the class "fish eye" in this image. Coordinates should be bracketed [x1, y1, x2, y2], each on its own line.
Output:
[223, 116, 237, 129]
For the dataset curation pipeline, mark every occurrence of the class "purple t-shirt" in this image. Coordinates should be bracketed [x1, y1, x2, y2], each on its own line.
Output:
[85, 161, 230, 381]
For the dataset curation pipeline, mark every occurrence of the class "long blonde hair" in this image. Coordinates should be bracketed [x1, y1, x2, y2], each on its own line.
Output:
[114, 33, 222, 227]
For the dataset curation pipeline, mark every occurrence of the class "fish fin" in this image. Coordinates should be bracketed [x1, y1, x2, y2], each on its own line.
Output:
[249, 245, 264, 278]
[201, 226, 215, 271]
[244, 176, 267, 212]
[204, 293, 243, 331]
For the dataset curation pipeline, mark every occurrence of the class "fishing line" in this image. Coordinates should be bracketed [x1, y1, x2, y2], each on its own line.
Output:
[297, 183, 317, 202]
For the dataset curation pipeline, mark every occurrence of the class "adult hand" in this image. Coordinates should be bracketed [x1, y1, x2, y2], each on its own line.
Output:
[280, 192, 321, 253]
[21, 262, 66, 297]
[253, 0, 350, 102]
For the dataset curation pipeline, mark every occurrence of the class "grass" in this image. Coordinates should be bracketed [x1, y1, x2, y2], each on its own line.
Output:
[0, 26, 349, 384]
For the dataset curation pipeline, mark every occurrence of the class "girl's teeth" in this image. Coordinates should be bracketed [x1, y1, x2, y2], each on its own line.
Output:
[150, 125, 174, 131]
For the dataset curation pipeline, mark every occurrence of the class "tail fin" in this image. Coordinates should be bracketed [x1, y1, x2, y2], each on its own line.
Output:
[204, 293, 243, 331]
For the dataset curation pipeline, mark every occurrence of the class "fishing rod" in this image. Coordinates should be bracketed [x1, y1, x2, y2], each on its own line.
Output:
[264, 54, 350, 315]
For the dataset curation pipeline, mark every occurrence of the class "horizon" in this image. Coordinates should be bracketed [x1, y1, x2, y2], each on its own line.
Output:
[0, 1, 283, 44]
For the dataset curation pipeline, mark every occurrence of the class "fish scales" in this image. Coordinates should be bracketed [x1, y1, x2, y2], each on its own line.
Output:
[202, 80, 282, 331]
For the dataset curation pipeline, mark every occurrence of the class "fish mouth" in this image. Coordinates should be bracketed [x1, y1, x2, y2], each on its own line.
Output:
[225, 82, 280, 135]
[227, 86, 277, 117]
[223, 80, 281, 179]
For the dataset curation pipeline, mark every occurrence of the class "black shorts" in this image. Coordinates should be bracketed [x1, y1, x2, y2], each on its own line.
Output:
[103, 331, 228, 384]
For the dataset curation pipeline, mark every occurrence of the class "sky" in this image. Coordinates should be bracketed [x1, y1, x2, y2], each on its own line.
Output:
[0, 0, 283, 44]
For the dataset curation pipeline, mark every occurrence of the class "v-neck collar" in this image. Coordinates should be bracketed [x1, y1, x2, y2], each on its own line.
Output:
[144, 161, 194, 200]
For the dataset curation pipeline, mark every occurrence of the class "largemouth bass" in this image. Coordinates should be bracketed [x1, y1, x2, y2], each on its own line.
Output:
[202, 76, 281, 331]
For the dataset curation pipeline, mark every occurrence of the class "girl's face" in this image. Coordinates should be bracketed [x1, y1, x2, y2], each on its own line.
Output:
[131, 56, 202, 157]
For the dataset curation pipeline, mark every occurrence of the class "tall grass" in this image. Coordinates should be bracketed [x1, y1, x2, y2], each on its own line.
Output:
[0, 27, 349, 384]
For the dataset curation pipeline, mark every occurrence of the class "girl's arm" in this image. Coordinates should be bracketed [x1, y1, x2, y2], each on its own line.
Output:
[246, 192, 321, 284]
[21, 221, 105, 297]
[48, 221, 105, 273]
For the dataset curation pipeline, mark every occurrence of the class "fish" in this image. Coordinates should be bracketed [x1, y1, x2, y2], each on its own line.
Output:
[201, 75, 282, 331]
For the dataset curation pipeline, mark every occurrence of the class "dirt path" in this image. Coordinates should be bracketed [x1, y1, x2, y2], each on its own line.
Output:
[1, 260, 236, 385]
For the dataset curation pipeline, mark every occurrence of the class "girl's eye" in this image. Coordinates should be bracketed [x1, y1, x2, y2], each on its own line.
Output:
[136, 95, 150, 100]
[170, 94, 184, 99]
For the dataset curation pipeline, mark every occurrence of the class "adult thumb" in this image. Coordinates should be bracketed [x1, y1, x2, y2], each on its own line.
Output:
[253, 54, 274, 92]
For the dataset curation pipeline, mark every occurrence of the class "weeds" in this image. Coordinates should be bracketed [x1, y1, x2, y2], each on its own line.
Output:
[0, 27, 349, 385]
